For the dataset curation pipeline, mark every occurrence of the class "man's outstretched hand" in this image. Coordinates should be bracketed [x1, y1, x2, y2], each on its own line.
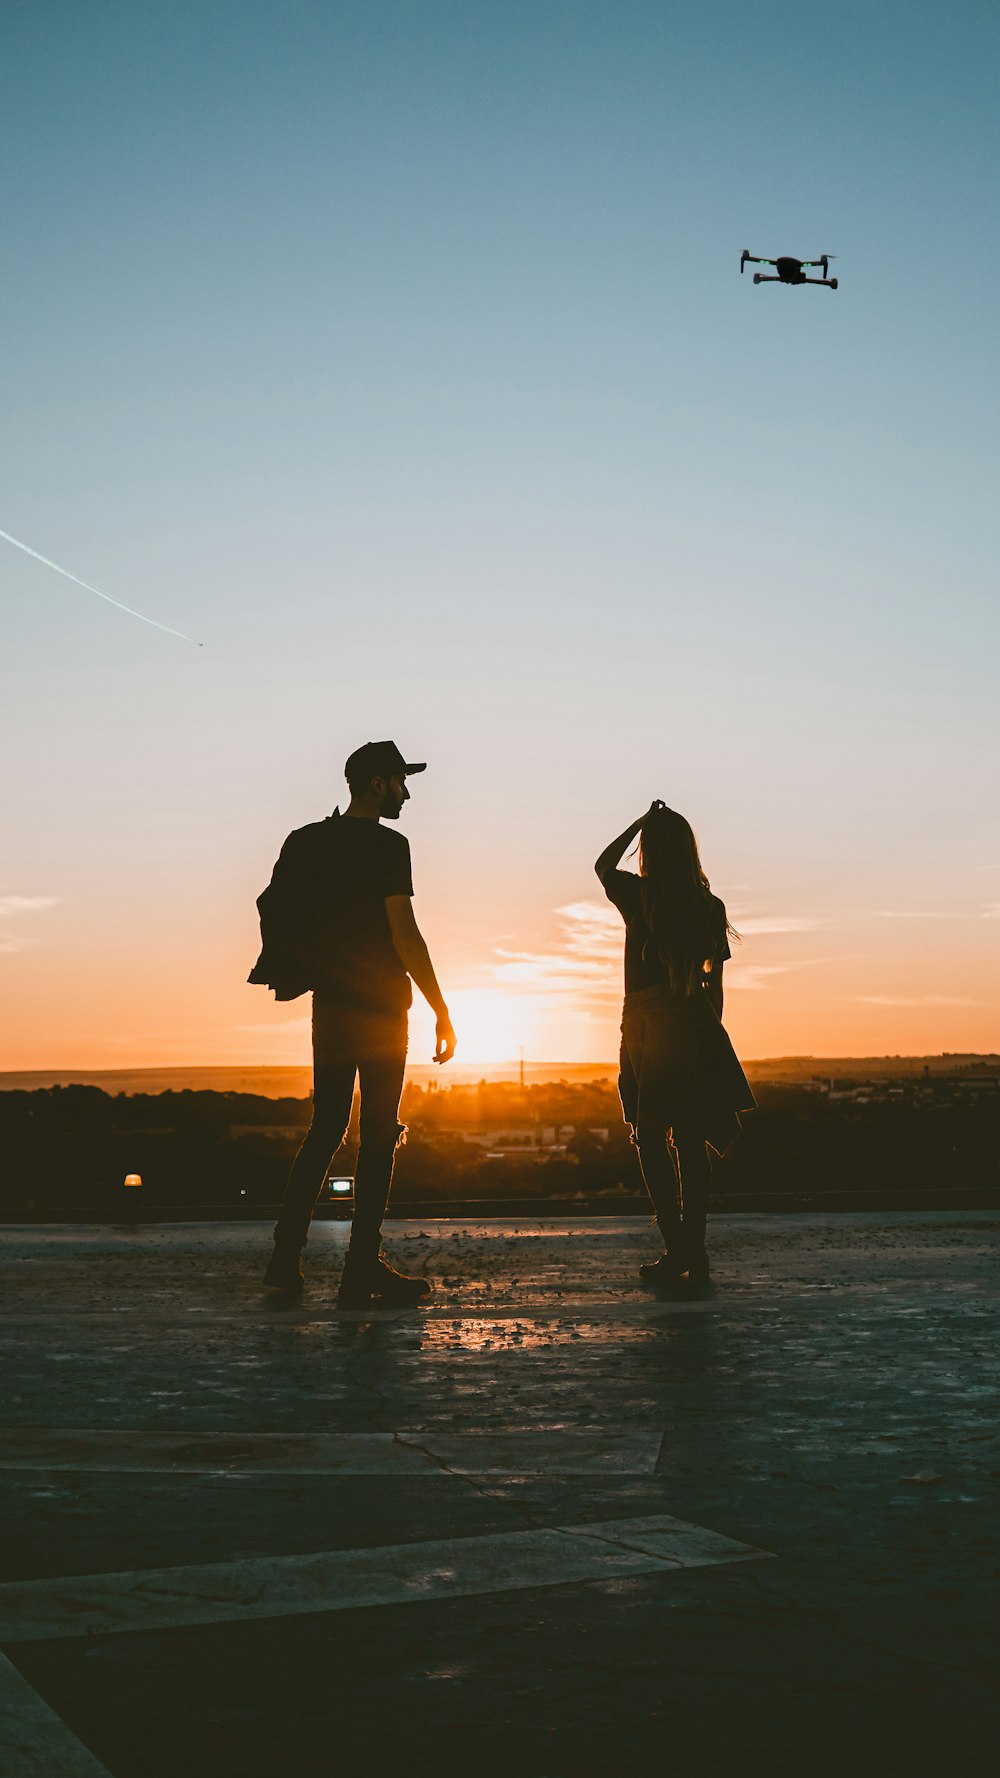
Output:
[434, 1013, 457, 1064]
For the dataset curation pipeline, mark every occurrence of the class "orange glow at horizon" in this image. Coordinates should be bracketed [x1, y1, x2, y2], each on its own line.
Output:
[3, 966, 997, 1075]
[1, 890, 997, 1072]
[410, 989, 543, 1065]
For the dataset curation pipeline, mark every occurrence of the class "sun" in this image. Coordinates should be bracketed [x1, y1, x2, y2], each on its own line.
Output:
[408, 989, 539, 1065]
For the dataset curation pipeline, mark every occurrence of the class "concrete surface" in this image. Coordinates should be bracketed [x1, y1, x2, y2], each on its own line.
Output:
[1, 1213, 998, 1777]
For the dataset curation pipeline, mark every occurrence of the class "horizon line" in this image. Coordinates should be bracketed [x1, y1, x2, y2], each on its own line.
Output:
[2, 1051, 997, 1078]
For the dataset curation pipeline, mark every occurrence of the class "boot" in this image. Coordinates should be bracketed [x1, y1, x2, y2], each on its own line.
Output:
[338, 1248, 431, 1309]
[375, 1253, 432, 1305]
[639, 1251, 687, 1287]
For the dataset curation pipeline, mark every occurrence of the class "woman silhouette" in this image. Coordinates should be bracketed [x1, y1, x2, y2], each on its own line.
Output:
[596, 802, 756, 1284]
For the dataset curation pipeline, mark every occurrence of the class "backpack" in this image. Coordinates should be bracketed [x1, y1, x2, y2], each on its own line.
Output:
[247, 816, 338, 1001]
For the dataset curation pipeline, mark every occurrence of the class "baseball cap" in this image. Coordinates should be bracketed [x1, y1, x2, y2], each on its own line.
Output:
[344, 740, 427, 787]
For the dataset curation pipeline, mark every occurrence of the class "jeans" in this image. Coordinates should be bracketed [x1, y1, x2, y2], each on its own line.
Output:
[273, 994, 408, 1256]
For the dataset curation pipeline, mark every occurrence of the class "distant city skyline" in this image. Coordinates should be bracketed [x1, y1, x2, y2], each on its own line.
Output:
[3, 1, 997, 1067]
[2, 1053, 997, 1098]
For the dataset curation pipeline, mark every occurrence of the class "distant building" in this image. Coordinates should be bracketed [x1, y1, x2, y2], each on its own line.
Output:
[439, 1121, 610, 1162]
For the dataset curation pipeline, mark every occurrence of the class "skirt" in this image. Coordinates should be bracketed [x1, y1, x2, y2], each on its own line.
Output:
[618, 985, 757, 1156]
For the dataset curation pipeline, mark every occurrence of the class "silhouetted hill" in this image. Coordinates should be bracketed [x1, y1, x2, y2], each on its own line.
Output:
[1, 1070, 997, 1216]
[1, 1055, 997, 1097]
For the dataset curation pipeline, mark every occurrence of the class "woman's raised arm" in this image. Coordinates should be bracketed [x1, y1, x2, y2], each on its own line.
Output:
[594, 804, 662, 882]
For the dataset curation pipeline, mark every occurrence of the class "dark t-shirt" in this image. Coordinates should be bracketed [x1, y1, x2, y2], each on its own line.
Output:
[602, 869, 730, 996]
[249, 810, 414, 1010]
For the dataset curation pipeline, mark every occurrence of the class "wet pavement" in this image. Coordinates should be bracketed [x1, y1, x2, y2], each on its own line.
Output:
[1, 1213, 998, 1776]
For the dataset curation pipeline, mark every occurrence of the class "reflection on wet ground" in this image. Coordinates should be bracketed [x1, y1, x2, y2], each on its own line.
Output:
[417, 1316, 662, 1350]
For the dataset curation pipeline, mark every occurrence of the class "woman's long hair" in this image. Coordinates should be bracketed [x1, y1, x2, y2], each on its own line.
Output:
[638, 805, 735, 995]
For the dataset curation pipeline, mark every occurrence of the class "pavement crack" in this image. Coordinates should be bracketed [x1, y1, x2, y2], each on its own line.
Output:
[340, 1336, 542, 1527]
[388, 1433, 544, 1529]
[549, 1524, 679, 1566]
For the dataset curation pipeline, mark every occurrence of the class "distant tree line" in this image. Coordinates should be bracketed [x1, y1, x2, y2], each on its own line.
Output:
[1, 1082, 998, 1214]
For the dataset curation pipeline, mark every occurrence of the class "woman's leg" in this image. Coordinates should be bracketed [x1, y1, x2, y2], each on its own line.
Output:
[670, 1125, 713, 1279]
[634, 1121, 683, 1251]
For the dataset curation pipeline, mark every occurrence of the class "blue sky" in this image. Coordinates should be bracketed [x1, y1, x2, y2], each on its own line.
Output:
[2, 1, 997, 1063]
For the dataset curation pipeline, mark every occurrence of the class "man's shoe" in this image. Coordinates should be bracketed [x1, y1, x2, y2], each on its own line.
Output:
[338, 1251, 431, 1309]
[263, 1248, 304, 1291]
[638, 1252, 686, 1287]
[375, 1254, 431, 1305]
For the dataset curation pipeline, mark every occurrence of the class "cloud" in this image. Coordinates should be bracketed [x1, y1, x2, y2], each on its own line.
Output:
[725, 963, 796, 991]
[555, 900, 625, 956]
[483, 900, 823, 1001]
[856, 995, 982, 1008]
[0, 895, 59, 953]
[877, 904, 1000, 920]
[732, 915, 822, 935]
[874, 910, 951, 920]
[485, 901, 622, 1002]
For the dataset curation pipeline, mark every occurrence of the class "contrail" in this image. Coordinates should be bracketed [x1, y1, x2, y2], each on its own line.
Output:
[1, 525, 202, 646]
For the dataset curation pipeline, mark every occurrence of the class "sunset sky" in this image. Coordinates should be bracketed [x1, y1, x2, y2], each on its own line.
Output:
[3, 0, 998, 1068]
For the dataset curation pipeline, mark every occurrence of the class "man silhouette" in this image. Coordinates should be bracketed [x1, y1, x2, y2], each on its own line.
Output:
[250, 741, 456, 1305]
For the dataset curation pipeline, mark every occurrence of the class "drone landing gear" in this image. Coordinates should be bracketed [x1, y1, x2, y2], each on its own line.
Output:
[753, 272, 837, 289]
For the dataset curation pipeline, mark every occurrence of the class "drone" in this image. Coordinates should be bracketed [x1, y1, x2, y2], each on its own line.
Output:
[741, 250, 838, 289]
